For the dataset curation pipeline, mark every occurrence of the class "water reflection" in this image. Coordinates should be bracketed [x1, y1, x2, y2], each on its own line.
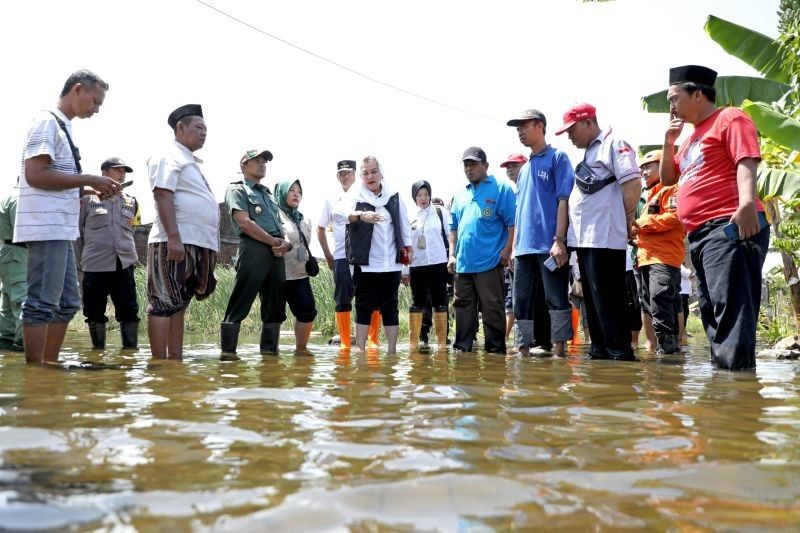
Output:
[0, 335, 798, 529]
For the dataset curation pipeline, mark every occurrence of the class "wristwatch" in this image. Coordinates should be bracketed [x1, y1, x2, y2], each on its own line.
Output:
[553, 235, 566, 243]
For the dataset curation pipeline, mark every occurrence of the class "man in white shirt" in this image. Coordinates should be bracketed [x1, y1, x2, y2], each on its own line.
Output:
[317, 160, 380, 350]
[16, 70, 120, 365]
[556, 103, 641, 361]
[146, 104, 220, 359]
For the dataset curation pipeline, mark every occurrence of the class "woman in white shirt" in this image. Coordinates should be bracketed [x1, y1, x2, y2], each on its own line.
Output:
[345, 156, 412, 354]
[275, 179, 317, 351]
[402, 180, 450, 351]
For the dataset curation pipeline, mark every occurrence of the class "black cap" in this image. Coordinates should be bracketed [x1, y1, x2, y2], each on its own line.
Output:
[462, 146, 487, 163]
[506, 109, 547, 127]
[411, 179, 431, 201]
[337, 160, 356, 172]
[168, 104, 203, 129]
[100, 157, 133, 173]
[669, 65, 717, 86]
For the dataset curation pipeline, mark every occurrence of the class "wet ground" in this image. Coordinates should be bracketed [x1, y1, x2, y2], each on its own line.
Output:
[0, 333, 798, 531]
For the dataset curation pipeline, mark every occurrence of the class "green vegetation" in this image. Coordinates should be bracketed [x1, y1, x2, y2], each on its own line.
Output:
[73, 265, 414, 339]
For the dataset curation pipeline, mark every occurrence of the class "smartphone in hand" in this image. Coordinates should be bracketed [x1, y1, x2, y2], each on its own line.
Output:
[723, 222, 739, 241]
[543, 256, 558, 272]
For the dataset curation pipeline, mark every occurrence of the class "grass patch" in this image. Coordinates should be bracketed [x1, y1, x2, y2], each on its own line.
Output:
[73, 264, 414, 339]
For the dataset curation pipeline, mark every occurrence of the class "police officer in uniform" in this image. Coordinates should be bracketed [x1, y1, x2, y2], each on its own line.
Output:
[76, 157, 140, 349]
[220, 149, 292, 359]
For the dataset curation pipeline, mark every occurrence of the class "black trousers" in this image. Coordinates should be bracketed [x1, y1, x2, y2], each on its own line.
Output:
[640, 263, 680, 335]
[453, 266, 506, 353]
[689, 217, 769, 370]
[82, 261, 139, 324]
[410, 263, 449, 311]
[576, 248, 633, 359]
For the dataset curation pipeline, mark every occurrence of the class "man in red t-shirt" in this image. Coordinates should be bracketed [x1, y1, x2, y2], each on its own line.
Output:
[660, 64, 769, 370]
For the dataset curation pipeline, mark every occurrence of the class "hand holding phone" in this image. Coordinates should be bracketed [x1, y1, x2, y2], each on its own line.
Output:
[544, 256, 558, 272]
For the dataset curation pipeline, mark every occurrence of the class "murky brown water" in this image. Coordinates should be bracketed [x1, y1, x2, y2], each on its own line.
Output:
[0, 333, 798, 531]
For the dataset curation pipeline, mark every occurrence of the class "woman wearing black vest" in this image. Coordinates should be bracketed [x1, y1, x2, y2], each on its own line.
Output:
[345, 156, 412, 354]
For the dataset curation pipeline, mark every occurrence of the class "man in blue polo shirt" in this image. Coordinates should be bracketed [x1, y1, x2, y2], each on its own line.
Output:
[448, 147, 516, 353]
[507, 109, 575, 357]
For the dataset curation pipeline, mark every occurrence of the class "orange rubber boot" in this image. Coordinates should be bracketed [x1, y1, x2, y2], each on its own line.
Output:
[336, 311, 351, 349]
[571, 308, 581, 345]
[368, 310, 381, 349]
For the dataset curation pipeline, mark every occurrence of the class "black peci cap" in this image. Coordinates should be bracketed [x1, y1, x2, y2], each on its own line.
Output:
[167, 104, 203, 129]
[669, 65, 717, 86]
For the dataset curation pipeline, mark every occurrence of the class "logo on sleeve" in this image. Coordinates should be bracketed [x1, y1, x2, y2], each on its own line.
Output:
[667, 196, 678, 209]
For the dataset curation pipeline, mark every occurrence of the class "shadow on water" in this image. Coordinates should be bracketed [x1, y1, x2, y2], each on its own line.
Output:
[0, 331, 798, 530]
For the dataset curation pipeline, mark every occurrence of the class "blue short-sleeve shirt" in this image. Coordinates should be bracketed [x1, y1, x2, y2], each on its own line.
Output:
[450, 174, 516, 274]
[514, 145, 575, 255]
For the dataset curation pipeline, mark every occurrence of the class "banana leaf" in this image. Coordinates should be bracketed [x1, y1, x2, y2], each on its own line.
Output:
[705, 15, 797, 84]
[642, 76, 790, 113]
[757, 166, 800, 202]
[637, 144, 663, 157]
[743, 99, 800, 152]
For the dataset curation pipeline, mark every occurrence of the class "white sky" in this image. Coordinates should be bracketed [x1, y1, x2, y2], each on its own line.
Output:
[0, 0, 779, 248]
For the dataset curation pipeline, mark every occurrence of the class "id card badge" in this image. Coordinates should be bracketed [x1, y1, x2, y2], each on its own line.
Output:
[417, 235, 426, 249]
[298, 246, 308, 262]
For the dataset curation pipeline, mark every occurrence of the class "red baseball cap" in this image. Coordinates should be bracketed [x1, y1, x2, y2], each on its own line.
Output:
[555, 103, 597, 136]
[499, 153, 528, 168]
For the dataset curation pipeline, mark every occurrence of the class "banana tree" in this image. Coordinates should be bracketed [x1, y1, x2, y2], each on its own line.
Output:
[758, 166, 800, 328]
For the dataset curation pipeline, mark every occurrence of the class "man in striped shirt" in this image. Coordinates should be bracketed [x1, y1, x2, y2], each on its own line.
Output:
[15, 70, 121, 365]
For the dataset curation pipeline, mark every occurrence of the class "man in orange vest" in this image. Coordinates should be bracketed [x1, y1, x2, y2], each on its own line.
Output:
[633, 149, 685, 355]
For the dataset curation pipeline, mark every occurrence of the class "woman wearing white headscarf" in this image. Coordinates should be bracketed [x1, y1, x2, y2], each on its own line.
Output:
[344, 156, 412, 353]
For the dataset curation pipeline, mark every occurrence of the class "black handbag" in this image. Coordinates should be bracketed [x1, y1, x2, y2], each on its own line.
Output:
[574, 161, 616, 195]
[297, 223, 319, 277]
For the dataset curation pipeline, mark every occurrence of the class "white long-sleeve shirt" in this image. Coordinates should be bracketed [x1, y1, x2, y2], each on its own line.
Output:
[408, 204, 449, 268]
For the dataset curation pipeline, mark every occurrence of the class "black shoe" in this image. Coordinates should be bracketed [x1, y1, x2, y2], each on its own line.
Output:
[119, 321, 139, 349]
[0, 338, 22, 352]
[220, 322, 241, 359]
[260, 323, 280, 354]
[88, 322, 106, 349]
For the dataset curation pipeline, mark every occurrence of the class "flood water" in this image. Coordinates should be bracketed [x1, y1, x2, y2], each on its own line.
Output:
[0, 333, 799, 531]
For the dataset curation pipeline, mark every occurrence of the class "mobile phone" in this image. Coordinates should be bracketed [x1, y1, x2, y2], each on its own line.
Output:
[723, 222, 739, 241]
[120, 180, 133, 188]
[724, 212, 769, 241]
[544, 256, 558, 272]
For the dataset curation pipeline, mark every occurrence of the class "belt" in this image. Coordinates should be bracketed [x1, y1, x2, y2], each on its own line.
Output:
[2, 240, 25, 248]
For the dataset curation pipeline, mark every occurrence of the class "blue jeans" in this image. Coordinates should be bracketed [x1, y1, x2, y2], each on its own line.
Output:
[689, 217, 769, 370]
[513, 253, 572, 346]
[22, 240, 80, 325]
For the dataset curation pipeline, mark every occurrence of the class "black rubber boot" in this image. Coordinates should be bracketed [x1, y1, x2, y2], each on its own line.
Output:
[220, 322, 241, 361]
[259, 323, 280, 354]
[119, 322, 139, 349]
[88, 322, 106, 349]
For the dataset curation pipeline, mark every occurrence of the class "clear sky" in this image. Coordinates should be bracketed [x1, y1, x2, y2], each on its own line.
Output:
[0, 0, 780, 246]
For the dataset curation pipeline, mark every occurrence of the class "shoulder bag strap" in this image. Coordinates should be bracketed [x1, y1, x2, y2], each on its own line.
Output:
[48, 112, 82, 174]
[436, 206, 449, 253]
